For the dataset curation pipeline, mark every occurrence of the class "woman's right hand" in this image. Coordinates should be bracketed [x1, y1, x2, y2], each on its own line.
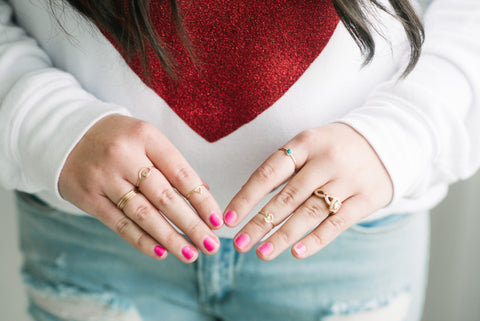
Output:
[58, 114, 223, 263]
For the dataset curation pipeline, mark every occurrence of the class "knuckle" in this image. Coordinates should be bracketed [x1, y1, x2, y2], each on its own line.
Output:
[256, 163, 276, 182]
[233, 191, 252, 212]
[251, 215, 269, 233]
[303, 201, 324, 219]
[115, 217, 132, 236]
[323, 142, 342, 162]
[296, 128, 316, 145]
[134, 232, 148, 249]
[184, 218, 205, 237]
[133, 205, 152, 223]
[173, 166, 194, 184]
[162, 231, 177, 248]
[157, 188, 177, 207]
[309, 231, 325, 248]
[131, 120, 155, 140]
[274, 229, 292, 245]
[104, 139, 128, 159]
[325, 215, 346, 234]
[276, 186, 299, 208]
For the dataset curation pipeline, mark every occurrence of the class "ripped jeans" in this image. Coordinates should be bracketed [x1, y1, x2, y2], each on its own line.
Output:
[16, 191, 430, 321]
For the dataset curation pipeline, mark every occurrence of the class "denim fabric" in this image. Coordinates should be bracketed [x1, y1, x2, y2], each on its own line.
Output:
[16, 191, 430, 321]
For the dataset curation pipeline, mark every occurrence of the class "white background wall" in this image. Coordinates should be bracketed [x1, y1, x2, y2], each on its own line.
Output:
[1, 174, 480, 320]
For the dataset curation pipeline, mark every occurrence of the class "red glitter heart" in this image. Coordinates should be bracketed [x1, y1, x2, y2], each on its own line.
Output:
[102, 0, 339, 142]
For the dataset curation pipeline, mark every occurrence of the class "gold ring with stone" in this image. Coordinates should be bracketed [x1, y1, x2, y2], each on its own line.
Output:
[278, 148, 298, 171]
[135, 166, 154, 188]
[313, 189, 342, 214]
[117, 188, 139, 210]
[259, 211, 276, 229]
[186, 184, 205, 199]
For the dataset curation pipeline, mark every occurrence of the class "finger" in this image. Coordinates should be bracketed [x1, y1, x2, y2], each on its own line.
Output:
[92, 195, 169, 260]
[224, 145, 310, 227]
[126, 168, 221, 254]
[106, 181, 202, 262]
[254, 181, 352, 260]
[292, 195, 368, 259]
[121, 191, 210, 262]
[232, 161, 332, 252]
[145, 139, 223, 229]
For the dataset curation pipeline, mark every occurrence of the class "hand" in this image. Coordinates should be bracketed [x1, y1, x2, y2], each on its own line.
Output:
[224, 122, 393, 260]
[59, 114, 223, 262]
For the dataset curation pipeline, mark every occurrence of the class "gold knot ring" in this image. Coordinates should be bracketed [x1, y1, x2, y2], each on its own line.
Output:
[259, 211, 276, 229]
[313, 189, 342, 214]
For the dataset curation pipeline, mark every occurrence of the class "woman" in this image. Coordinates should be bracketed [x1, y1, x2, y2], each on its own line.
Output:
[0, 0, 478, 320]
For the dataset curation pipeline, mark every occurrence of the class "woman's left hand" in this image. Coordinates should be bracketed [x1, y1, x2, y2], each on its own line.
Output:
[224, 122, 394, 260]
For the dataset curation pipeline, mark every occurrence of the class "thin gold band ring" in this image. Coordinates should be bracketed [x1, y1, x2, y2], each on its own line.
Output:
[186, 184, 205, 199]
[278, 148, 297, 171]
[117, 188, 139, 210]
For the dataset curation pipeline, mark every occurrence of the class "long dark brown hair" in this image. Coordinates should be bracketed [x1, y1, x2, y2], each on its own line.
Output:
[52, 0, 424, 79]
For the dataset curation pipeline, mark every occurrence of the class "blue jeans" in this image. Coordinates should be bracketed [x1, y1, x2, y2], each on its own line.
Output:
[16, 191, 430, 321]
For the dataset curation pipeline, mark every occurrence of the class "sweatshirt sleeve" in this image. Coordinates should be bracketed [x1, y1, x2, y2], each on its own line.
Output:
[338, 0, 480, 205]
[0, 0, 130, 205]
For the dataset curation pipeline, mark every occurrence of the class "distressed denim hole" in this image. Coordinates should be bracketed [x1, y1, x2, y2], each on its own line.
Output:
[322, 290, 411, 321]
[25, 282, 143, 321]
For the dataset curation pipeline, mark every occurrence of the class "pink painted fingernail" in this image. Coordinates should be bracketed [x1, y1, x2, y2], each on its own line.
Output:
[154, 246, 166, 257]
[203, 236, 219, 252]
[209, 212, 223, 227]
[258, 243, 274, 257]
[235, 234, 250, 250]
[182, 246, 196, 260]
[295, 244, 307, 257]
[225, 210, 237, 225]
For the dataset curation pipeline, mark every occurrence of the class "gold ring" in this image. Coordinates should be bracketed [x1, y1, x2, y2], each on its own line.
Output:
[259, 211, 275, 228]
[135, 166, 154, 188]
[278, 148, 297, 171]
[313, 189, 342, 214]
[117, 188, 139, 210]
[186, 184, 205, 199]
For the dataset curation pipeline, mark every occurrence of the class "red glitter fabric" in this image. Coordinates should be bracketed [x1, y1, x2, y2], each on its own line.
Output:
[102, 0, 339, 142]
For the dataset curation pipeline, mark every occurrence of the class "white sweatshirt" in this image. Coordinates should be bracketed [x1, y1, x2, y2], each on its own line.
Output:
[0, 0, 479, 238]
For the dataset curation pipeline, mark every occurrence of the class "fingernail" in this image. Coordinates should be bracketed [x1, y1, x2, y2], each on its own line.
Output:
[258, 243, 274, 257]
[235, 234, 250, 250]
[295, 244, 307, 257]
[209, 212, 223, 227]
[154, 246, 166, 257]
[203, 235, 219, 252]
[182, 245, 196, 260]
[225, 210, 237, 225]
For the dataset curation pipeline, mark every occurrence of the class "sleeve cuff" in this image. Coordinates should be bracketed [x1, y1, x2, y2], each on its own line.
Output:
[338, 53, 472, 205]
[2, 68, 131, 210]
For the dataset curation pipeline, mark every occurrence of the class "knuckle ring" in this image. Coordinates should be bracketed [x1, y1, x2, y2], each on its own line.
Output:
[136, 166, 154, 188]
[278, 148, 298, 171]
[186, 184, 205, 199]
[259, 211, 276, 229]
[313, 189, 342, 214]
[117, 188, 139, 210]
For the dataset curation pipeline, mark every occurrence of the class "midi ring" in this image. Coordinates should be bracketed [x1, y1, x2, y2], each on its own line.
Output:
[186, 184, 205, 199]
[259, 211, 275, 229]
[136, 166, 154, 188]
[278, 148, 298, 171]
[117, 188, 139, 210]
[313, 189, 342, 214]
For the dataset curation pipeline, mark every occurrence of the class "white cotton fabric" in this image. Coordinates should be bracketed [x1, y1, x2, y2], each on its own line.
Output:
[0, 0, 479, 238]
